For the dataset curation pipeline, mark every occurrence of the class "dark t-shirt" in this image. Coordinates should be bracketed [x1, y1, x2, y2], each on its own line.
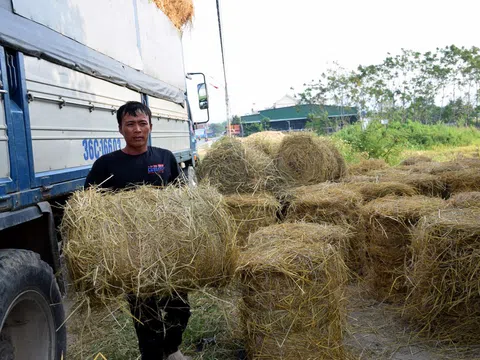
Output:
[84, 147, 181, 190]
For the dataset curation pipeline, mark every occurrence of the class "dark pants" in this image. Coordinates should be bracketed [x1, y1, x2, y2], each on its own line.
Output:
[128, 294, 191, 360]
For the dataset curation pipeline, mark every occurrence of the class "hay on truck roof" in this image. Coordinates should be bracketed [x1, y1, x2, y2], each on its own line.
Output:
[61, 185, 238, 305]
[405, 208, 480, 343]
[153, 0, 194, 29]
[224, 193, 280, 247]
[276, 133, 347, 186]
[361, 195, 447, 303]
[197, 137, 284, 195]
[282, 183, 364, 274]
[343, 181, 417, 202]
[448, 191, 480, 208]
[348, 158, 388, 175]
[243, 131, 285, 157]
[236, 223, 349, 360]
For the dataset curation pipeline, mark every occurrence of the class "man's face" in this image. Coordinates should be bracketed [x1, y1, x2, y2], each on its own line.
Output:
[119, 111, 152, 149]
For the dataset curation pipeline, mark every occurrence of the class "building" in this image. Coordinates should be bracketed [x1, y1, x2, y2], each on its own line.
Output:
[241, 104, 358, 132]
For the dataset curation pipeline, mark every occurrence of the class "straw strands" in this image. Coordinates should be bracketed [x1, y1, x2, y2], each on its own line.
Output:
[276, 133, 347, 185]
[361, 195, 447, 302]
[406, 208, 480, 342]
[197, 137, 283, 195]
[448, 191, 480, 208]
[152, 0, 194, 29]
[236, 223, 349, 359]
[61, 185, 237, 302]
[224, 193, 280, 247]
[343, 181, 417, 202]
[442, 168, 480, 194]
[348, 159, 388, 175]
[243, 131, 285, 157]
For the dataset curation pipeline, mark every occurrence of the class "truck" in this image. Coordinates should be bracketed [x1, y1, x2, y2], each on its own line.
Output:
[0, 0, 209, 358]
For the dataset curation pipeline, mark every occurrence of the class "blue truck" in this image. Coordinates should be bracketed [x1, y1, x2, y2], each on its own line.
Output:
[0, 0, 208, 358]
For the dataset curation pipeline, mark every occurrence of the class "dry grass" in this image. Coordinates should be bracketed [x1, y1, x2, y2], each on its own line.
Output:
[348, 159, 388, 175]
[243, 131, 285, 157]
[153, 0, 194, 29]
[236, 223, 349, 359]
[197, 137, 285, 195]
[399, 155, 432, 166]
[361, 195, 447, 302]
[442, 168, 480, 194]
[61, 185, 238, 304]
[400, 144, 480, 163]
[405, 208, 480, 343]
[276, 133, 347, 186]
[448, 191, 480, 208]
[224, 193, 280, 247]
[343, 181, 417, 202]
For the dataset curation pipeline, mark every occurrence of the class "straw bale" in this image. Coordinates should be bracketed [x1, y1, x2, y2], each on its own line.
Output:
[442, 168, 480, 194]
[406, 208, 480, 342]
[361, 195, 447, 302]
[153, 0, 194, 29]
[224, 193, 280, 247]
[197, 137, 283, 194]
[342, 175, 377, 183]
[348, 159, 388, 175]
[343, 181, 417, 202]
[276, 133, 347, 186]
[61, 185, 237, 302]
[375, 169, 447, 197]
[243, 131, 285, 157]
[283, 183, 364, 273]
[399, 155, 432, 166]
[237, 223, 349, 359]
[448, 191, 480, 208]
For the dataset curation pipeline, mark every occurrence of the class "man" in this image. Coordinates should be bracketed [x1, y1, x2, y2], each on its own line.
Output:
[85, 101, 191, 360]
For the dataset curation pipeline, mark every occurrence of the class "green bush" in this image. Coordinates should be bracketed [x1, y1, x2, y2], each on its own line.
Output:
[334, 120, 480, 163]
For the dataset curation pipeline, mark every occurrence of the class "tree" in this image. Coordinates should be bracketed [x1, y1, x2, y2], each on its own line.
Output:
[231, 115, 241, 125]
[260, 117, 271, 131]
[305, 111, 330, 135]
[209, 122, 226, 136]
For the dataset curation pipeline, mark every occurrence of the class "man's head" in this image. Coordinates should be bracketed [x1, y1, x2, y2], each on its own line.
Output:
[117, 101, 152, 153]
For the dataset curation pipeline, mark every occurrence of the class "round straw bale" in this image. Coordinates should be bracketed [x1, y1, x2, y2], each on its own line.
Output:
[343, 181, 417, 202]
[243, 131, 285, 157]
[61, 185, 237, 302]
[348, 158, 388, 175]
[197, 137, 283, 194]
[361, 195, 447, 302]
[276, 133, 347, 185]
[442, 168, 480, 194]
[152, 0, 194, 29]
[224, 193, 280, 247]
[406, 208, 480, 342]
[237, 223, 348, 359]
[399, 155, 432, 166]
[448, 191, 480, 208]
[283, 183, 364, 274]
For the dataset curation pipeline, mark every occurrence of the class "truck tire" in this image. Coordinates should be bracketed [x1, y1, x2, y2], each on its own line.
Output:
[0, 249, 66, 360]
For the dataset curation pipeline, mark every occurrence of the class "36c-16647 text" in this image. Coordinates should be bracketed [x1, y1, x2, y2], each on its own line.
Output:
[82, 138, 122, 160]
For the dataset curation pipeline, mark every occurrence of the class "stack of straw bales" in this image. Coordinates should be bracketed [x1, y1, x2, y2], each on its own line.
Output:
[236, 223, 348, 359]
[399, 155, 432, 166]
[153, 0, 194, 29]
[448, 191, 480, 208]
[282, 183, 363, 273]
[374, 170, 447, 197]
[224, 193, 280, 247]
[61, 185, 237, 302]
[406, 208, 480, 342]
[348, 159, 388, 175]
[276, 133, 347, 185]
[197, 137, 283, 194]
[361, 195, 447, 302]
[243, 131, 285, 157]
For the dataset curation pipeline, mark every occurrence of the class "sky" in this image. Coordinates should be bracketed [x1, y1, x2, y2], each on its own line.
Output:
[182, 0, 480, 123]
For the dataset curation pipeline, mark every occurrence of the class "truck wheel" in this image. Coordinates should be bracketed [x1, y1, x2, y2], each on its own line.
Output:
[0, 249, 66, 360]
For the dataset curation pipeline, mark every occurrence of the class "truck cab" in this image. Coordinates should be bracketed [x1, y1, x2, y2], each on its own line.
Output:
[0, 0, 208, 358]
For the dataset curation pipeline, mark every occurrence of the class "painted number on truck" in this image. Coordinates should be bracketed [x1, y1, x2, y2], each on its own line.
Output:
[82, 138, 122, 161]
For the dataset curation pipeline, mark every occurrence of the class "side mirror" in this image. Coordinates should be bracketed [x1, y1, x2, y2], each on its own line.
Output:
[197, 83, 209, 110]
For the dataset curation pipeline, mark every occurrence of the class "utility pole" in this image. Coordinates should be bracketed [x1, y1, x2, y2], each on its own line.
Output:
[215, 0, 232, 136]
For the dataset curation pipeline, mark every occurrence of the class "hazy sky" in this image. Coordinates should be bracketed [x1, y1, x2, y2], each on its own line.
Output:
[183, 0, 479, 123]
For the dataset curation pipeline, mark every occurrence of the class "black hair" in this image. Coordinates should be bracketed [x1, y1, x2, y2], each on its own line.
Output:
[116, 101, 152, 126]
